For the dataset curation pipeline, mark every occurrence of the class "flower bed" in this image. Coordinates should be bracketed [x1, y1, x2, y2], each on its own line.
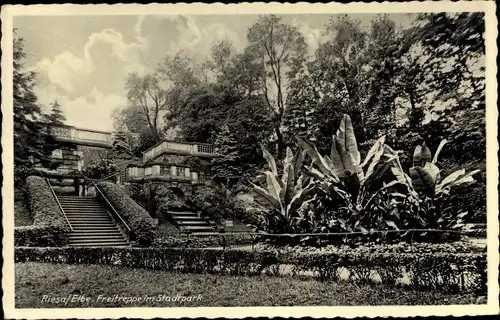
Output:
[15, 244, 486, 294]
[14, 176, 70, 247]
[96, 182, 156, 246]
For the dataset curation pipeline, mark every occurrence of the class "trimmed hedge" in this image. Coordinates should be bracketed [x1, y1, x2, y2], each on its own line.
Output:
[153, 234, 257, 248]
[15, 225, 69, 247]
[15, 245, 486, 294]
[96, 182, 156, 246]
[14, 176, 70, 247]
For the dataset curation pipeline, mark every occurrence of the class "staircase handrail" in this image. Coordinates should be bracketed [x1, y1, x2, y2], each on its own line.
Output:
[91, 181, 132, 233]
[45, 178, 73, 232]
[97, 169, 122, 182]
[76, 170, 131, 233]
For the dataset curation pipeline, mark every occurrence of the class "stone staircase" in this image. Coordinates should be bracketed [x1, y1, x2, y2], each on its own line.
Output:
[170, 211, 218, 233]
[57, 195, 129, 247]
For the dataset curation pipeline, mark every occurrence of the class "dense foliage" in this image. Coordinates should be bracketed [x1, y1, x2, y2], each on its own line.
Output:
[251, 145, 315, 235]
[83, 158, 119, 180]
[15, 244, 486, 293]
[14, 176, 70, 246]
[97, 182, 156, 246]
[13, 33, 65, 187]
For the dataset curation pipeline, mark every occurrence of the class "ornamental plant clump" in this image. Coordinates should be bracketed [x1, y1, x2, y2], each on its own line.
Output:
[251, 144, 316, 234]
[296, 114, 402, 236]
[83, 158, 119, 180]
[389, 140, 480, 241]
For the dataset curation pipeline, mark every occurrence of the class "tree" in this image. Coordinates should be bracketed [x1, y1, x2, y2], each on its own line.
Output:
[209, 96, 273, 191]
[111, 124, 134, 159]
[125, 72, 167, 142]
[45, 100, 66, 125]
[13, 31, 60, 185]
[247, 14, 308, 158]
[113, 104, 158, 156]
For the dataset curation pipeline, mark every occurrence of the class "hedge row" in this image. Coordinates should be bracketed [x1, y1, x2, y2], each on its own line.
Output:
[15, 176, 70, 247]
[15, 246, 486, 294]
[96, 182, 156, 246]
[153, 234, 257, 248]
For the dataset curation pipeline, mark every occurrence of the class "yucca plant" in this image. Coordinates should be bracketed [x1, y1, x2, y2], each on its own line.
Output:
[251, 144, 315, 234]
[390, 140, 480, 239]
[297, 114, 402, 233]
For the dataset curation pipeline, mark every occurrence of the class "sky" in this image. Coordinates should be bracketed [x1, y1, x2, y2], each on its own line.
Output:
[14, 13, 414, 131]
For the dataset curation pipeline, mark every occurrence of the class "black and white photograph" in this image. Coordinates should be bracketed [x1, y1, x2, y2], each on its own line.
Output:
[1, 2, 498, 318]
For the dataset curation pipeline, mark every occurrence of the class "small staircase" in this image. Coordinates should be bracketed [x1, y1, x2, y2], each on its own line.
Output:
[57, 195, 129, 247]
[170, 211, 218, 234]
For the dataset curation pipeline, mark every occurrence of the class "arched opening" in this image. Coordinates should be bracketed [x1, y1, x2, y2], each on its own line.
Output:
[168, 187, 185, 202]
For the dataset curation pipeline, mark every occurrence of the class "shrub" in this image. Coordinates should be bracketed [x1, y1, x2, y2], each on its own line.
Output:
[96, 182, 156, 246]
[14, 176, 70, 247]
[389, 140, 481, 242]
[153, 234, 257, 248]
[297, 114, 402, 235]
[83, 158, 118, 179]
[251, 145, 315, 234]
[15, 244, 486, 294]
[188, 183, 245, 226]
[15, 225, 68, 247]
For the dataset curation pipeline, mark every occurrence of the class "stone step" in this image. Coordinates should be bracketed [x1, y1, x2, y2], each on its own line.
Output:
[69, 237, 127, 243]
[172, 215, 204, 220]
[62, 206, 106, 211]
[72, 225, 117, 231]
[60, 203, 101, 207]
[69, 243, 129, 247]
[181, 225, 217, 232]
[68, 220, 114, 224]
[169, 211, 198, 216]
[65, 213, 110, 217]
[70, 234, 125, 240]
[71, 223, 116, 227]
[65, 212, 110, 216]
[176, 220, 215, 226]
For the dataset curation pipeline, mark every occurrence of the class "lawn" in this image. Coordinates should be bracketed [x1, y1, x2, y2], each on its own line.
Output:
[14, 199, 33, 227]
[15, 263, 483, 308]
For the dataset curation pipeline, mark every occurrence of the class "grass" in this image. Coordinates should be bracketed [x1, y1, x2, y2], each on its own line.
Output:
[155, 221, 180, 235]
[15, 262, 483, 308]
[14, 198, 33, 227]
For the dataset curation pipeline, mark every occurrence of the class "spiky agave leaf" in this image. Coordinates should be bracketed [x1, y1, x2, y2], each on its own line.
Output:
[297, 136, 339, 181]
[250, 182, 281, 212]
[363, 137, 387, 185]
[336, 114, 361, 166]
[432, 139, 448, 164]
[413, 145, 422, 167]
[409, 166, 436, 197]
[423, 162, 440, 185]
[361, 135, 386, 168]
[420, 143, 432, 165]
[259, 143, 278, 176]
[286, 183, 316, 219]
[436, 169, 480, 194]
[281, 147, 296, 206]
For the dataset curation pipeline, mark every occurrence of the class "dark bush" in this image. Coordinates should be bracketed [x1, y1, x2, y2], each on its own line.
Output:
[15, 225, 69, 247]
[188, 183, 248, 226]
[26, 176, 68, 227]
[83, 158, 118, 179]
[14, 176, 70, 247]
[15, 244, 486, 294]
[96, 182, 156, 246]
[153, 234, 257, 248]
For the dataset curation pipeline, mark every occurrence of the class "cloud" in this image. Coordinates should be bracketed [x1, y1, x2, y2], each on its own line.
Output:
[29, 15, 244, 131]
[31, 25, 153, 130]
[36, 84, 126, 131]
[164, 16, 242, 61]
[291, 18, 326, 56]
